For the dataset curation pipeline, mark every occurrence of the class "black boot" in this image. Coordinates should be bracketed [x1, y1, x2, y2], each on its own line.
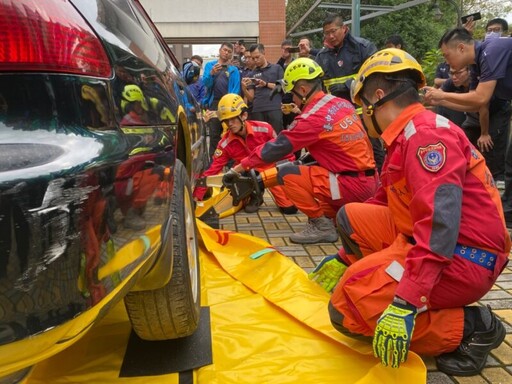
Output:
[279, 205, 298, 215]
[435, 305, 505, 376]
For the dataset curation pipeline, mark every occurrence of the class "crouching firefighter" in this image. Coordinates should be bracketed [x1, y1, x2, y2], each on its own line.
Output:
[309, 48, 510, 376]
[194, 93, 296, 214]
[224, 57, 378, 244]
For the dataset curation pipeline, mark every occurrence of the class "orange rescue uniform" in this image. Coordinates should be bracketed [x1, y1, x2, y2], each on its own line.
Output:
[330, 104, 510, 355]
[193, 120, 294, 208]
[239, 92, 378, 218]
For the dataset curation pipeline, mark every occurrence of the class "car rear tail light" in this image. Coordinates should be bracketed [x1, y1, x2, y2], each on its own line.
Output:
[0, 0, 111, 77]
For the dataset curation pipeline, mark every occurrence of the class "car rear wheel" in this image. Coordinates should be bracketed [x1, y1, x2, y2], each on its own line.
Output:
[124, 160, 200, 340]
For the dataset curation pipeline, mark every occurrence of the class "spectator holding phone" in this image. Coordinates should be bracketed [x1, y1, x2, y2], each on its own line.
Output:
[298, 37, 319, 59]
[242, 44, 284, 133]
[185, 55, 206, 104]
[277, 39, 294, 70]
[202, 42, 241, 160]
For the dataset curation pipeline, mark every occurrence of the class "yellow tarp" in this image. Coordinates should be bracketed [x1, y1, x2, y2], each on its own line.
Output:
[26, 221, 426, 384]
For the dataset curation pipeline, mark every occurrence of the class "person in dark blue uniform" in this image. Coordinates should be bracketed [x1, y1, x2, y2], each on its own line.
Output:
[315, 14, 385, 172]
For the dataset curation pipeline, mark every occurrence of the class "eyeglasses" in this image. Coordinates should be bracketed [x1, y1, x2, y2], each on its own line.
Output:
[487, 26, 503, 33]
[323, 27, 341, 37]
[449, 68, 467, 76]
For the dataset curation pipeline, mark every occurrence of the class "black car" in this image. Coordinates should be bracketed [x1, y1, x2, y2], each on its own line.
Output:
[0, 0, 208, 381]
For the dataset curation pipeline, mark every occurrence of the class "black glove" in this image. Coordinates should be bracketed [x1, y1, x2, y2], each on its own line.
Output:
[270, 79, 285, 100]
[328, 79, 354, 97]
[297, 152, 316, 165]
[328, 83, 348, 96]
[222, 168, 240, 187]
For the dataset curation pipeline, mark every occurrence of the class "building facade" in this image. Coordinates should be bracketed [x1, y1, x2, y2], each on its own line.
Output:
[140, 0, 286, 64]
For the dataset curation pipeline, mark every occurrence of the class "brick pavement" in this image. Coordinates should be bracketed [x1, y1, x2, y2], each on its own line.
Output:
[219, 192, 512, 384]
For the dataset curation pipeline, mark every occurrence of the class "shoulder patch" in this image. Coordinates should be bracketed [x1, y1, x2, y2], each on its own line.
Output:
[416, 142, 446, 172]
[213, 148, 223, 158]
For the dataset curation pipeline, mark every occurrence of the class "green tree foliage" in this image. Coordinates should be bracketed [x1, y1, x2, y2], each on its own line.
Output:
[422, 48, 444, 85]
[360, 2, 451, 60]
[286, 0, 329, 49]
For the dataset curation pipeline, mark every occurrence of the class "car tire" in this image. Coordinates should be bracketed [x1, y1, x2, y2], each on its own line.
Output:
[124, 160, 200, 340]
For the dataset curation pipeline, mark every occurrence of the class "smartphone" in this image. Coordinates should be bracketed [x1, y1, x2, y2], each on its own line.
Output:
[461, 12, 481, 24]
[282, 103, 295, 113]
[286, 46, 300, 53]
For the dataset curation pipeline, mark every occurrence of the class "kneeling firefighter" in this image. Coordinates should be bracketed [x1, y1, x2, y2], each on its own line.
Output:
[223, 57, 378, 244]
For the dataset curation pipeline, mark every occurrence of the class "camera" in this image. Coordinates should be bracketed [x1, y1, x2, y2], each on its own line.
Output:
[282, 103, 295, 113]
[286, 46, 300, 53]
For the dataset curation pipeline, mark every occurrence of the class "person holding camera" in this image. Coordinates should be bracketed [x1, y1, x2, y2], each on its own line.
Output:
[186, 55, 206, 104]
[277, 39, 294, 70]
[424, 28, 512, 226]
[298, 37, 318, 59]
[202, 42, 241, 160]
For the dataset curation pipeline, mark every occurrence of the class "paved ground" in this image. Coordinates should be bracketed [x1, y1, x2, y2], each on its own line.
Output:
[219, 192, 512, 384]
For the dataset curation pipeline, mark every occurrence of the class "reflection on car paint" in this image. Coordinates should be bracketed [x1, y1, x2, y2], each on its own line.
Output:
[0, 0, 206, 379]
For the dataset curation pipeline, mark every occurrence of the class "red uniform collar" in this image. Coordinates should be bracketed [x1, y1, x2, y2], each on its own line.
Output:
[302, 91, 326, 112]
[380, 103, 426, 147]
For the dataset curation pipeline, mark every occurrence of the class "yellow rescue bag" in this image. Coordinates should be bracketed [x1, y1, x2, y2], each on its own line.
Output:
[26, 221, 426, 384]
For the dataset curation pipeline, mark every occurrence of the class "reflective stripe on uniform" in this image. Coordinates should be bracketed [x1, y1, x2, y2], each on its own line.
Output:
[329, 172, 341, 200]
[301, 94, 335, 119]
[252, 125, 270, 133]
[404, 120, 417, 140]
[323, 74, 357, 89]
[385, 260, 427, 313]
[385, 260, 404, 282]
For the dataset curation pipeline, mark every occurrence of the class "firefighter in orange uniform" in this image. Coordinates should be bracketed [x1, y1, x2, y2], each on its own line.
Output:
[311, 48, 510, 376]
[193, 93, 297, 214]
[229, 58, 378, 244]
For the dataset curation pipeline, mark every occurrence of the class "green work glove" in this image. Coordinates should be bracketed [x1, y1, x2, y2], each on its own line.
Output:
[373, 297, 417, 368]
[308, 254, 347, 293]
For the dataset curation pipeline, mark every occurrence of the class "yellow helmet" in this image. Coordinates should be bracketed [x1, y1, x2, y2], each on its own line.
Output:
[121, 84, 149, 111]
[283, 57, 324, 93]
[350, 48, 426, 106]
[217, 94, 247, 121]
